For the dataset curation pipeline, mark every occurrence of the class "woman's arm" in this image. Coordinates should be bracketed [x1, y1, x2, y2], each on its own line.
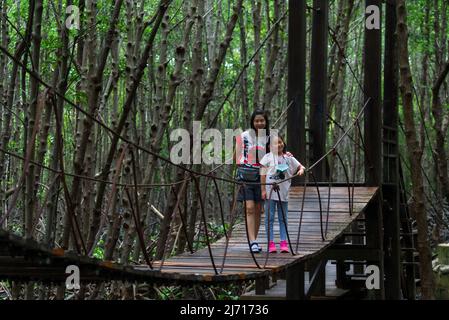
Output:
[260, 171, 267, 200]
[234, 133, 243, 164]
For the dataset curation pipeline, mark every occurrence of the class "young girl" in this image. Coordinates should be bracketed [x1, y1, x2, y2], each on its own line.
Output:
[259, 135, 305, 253]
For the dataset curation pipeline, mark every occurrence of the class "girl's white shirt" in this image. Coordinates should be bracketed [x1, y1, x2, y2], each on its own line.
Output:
[260, 152, 301, 201]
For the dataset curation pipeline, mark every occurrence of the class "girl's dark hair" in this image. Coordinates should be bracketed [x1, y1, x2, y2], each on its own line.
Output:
[267, 134, 287, 154]
[250, 109, 270, 136]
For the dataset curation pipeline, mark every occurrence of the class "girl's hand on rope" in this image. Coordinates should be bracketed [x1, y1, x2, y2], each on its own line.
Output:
[297, 166, 305, 176]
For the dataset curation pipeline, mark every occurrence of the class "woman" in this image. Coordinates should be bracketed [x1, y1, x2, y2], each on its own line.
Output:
[235, 109, 270, 253]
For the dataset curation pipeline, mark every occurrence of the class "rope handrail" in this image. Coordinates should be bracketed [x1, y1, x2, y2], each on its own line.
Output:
[0, 12, 378, 274]
[0, 42, 371, 189]
[0, 91, 373, 269]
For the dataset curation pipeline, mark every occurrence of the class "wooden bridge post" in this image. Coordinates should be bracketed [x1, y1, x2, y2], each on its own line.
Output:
[335, 235, 351, 289]
[287, 0, 307, 186]
[309, 0, 329, 181]
[382, 0, 402, 300]
[255, 276, 270, 295]
[364, 0, 385, 300]
[307, 0, 329, 293]
[286, 262, 305, 300]
[308, 258, 327, 297]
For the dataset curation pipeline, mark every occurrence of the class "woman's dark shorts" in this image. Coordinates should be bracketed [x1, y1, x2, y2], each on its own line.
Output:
[237, 178, 263, 202]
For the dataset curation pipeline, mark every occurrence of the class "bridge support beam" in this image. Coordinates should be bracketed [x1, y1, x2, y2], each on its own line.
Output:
[255, 276, 270, 295]
[364, 0, 385, 299]
[382, 0, 401, 300]
[287, 0, 307, 186]
[309, 0, 329, 181]
[335, 236, 351, 289]
[286, 262, 305, 300]
[307, 259, 326, 297]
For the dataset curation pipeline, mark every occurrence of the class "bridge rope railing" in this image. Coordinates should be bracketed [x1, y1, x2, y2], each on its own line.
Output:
[0, 18, 374, 275]
[0, 120, 371, 275]
[0, 79, 372, 275]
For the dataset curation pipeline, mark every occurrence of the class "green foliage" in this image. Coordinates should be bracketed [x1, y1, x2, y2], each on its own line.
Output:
[207, 222, 230, 240]
[154, 283, 243, 300]
[93, 239, 105, 260]
[157, 286, 183, 300]
[8, 223, 23, 236]
[0, 281, 12, 300]
[215, 286, 241, 300]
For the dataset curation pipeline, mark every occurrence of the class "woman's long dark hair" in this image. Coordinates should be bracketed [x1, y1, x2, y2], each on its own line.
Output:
[250, 109, 270, 136]
[249, 109, 270, 164]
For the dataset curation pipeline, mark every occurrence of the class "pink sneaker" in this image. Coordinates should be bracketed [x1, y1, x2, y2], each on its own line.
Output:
[280, 240, 289, 253]
[268, 241, 277, 253]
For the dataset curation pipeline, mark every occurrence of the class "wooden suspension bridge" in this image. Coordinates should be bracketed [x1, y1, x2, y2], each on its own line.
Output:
[1, 185, 382, 299]
[0, 0, 419, 300]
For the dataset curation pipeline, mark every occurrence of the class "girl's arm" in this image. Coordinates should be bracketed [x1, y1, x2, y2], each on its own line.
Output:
[297, 164, 306, 176]
[287, 154, 305, 176]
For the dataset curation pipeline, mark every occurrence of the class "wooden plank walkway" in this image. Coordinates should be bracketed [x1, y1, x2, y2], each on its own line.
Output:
[134, 186, 378, 282]
[0, 186, 378, 285]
